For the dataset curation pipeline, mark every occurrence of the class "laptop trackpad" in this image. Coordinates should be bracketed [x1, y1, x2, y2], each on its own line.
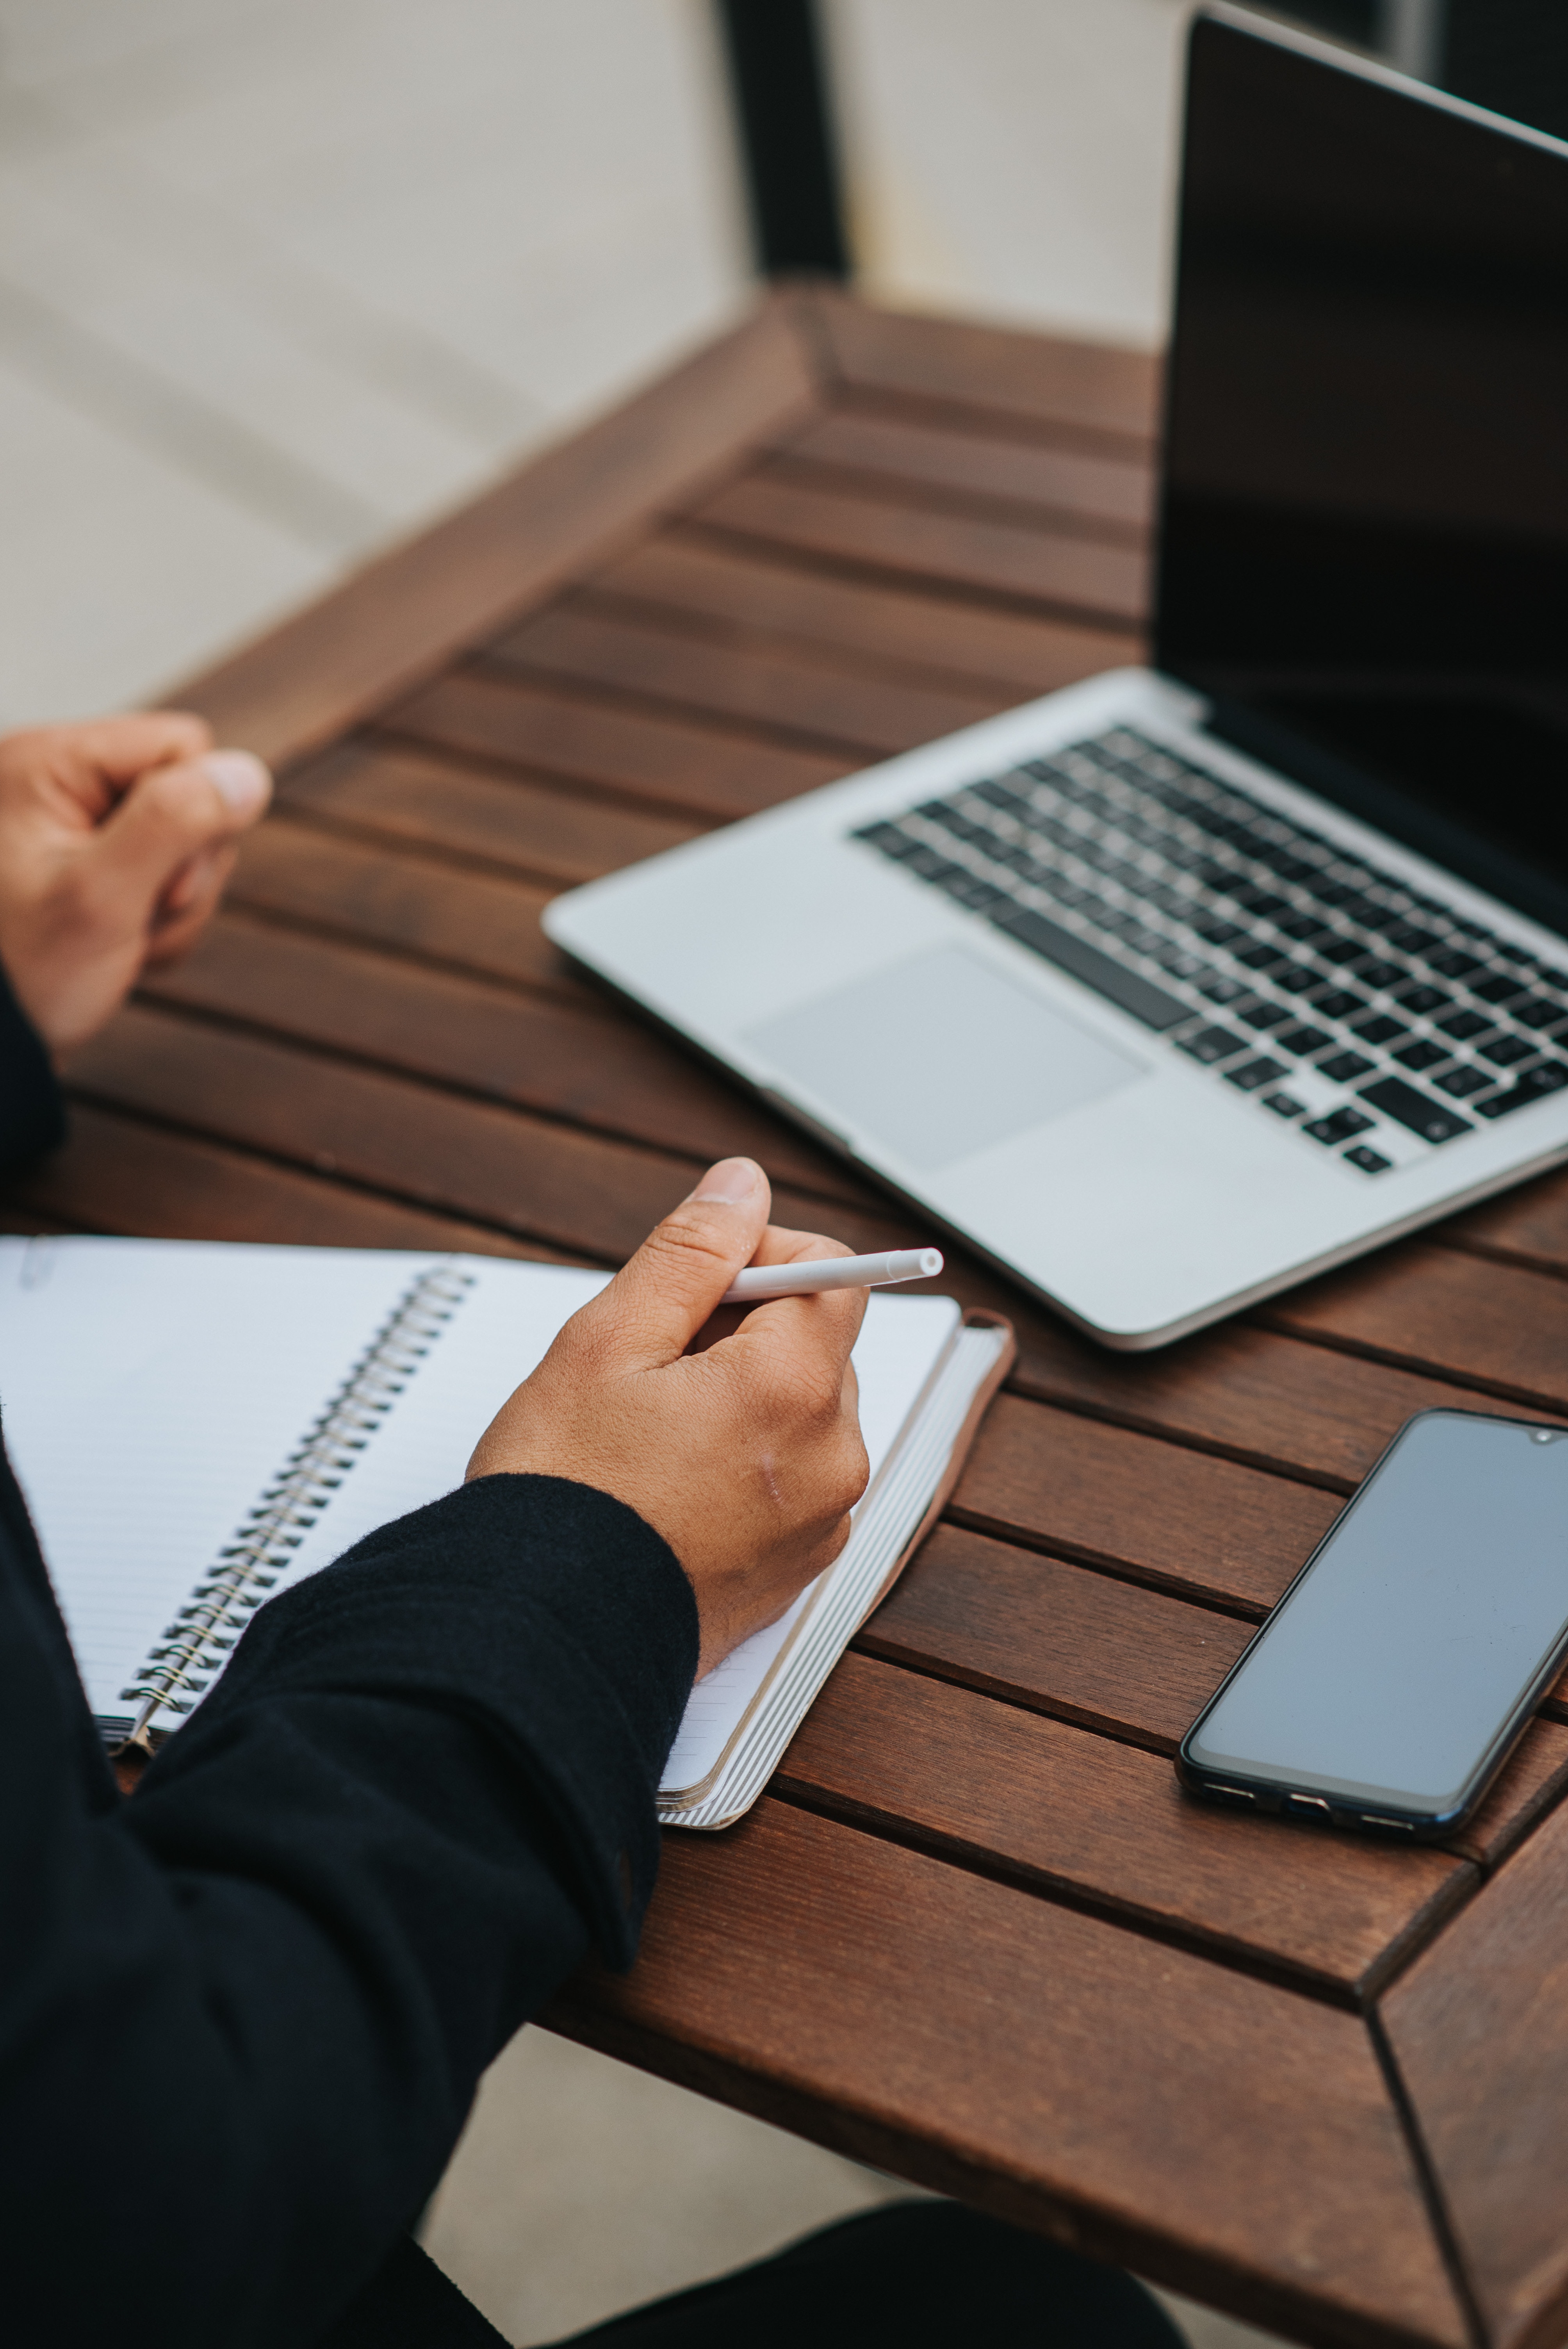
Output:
[744, 946, 1147, 1173]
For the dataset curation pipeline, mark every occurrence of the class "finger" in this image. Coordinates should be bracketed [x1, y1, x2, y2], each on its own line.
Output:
[734, 1226, 868, 1346]
[576, 1157, 772, 1371]
[683, 1221, 854, 1355]
[146, 847, 236, 962]
[0, 713, 216, 824]
[87, 750, 271, 921]
[157, 843, 223, 921]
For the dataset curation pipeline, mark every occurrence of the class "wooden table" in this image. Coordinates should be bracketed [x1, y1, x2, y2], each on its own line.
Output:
[12, 289, 1568, 2349]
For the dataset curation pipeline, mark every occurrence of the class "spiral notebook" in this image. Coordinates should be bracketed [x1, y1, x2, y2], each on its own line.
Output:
[0, 1237, 1012, 1829]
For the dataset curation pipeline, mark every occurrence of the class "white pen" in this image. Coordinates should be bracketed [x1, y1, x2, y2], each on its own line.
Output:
[720, 1247, 944, 1304]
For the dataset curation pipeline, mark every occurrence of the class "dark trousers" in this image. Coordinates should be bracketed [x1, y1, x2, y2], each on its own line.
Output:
[327, 2204, 1188, 2349]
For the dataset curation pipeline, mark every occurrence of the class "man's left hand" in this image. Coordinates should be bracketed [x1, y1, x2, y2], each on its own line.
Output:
[0, 713, 272, 1054]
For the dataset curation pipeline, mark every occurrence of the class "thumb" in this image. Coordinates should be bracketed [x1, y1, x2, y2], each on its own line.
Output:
[584, 1157, 771, 1370]
[87, 749, 271, 916]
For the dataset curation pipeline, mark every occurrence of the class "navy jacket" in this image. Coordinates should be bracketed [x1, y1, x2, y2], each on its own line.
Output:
[0, 963, 700, 2345]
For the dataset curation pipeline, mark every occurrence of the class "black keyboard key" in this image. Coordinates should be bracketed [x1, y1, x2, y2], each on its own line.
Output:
[1304, 1106, 1376, 1144]
[1273, 963, 1322, 995]
[904, 847, 965, 882]
[1278, 914, 1332, 943]
[1198, 973, 1249, 1005]
[1226, 1055, 1289, 1093]
[989, 905, 1191, 1030]
[939, 874, 1010, 911]
[1193, 917, 1248, 947]
[1319, 1049, 1376, 1083]
[1276, 1025, 1332, 1056]
[1311, 987, 1368, 1021]
[1434, 1065, 1495, 1099]
[1392, 1039, 1451, 1073]
[1315, 936, 1368, 966]
[1495, 941, 1535, 963]
[1150, 945, 1212, 981]
[1428, 947, 1485, 980]
[973, 778, 1031, 812]
[1235, 887, 1290, 918]
[1345, 1144, 1393, 1172]
[1477, 1033, 1538, 1066]
[1384, 925, 1443, 955]
[1357, 1076, 1472, 1142]
[1262, 1091, 1307, 1118]
[1474, 1062, 1568, 1118]
[1472, 971, 1531, 1005]
[1436, 1009, 1494, 1040]
[1351, 1014, 1408, 1047]
[1179, 1025, 1247, 1064]
[1394, 984, 1450, 1016]
[1513, 996, 1567, 1029]
[1352, 958, 1406, 991]
[1235, 940, 1290, 970]
[1240, 1001, 1293, 1031]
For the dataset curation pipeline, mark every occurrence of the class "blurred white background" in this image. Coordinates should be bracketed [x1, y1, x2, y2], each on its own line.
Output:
[0, 0, 1196, 729]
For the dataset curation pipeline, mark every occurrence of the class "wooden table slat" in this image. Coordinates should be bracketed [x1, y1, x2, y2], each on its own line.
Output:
[813, 292, 1162, 449]
[693, 466, 1151, 627]
[1264, 1242, 1568, 1420]
[592, 534, 1141, 696]
[278, 741, 703, 884]
[384, 668, 849, 822]
[227, 822, 588, 1001]
[485, 599, 1011, 760]
[953, 1391, 1341, 1616]
[779, 408, 1155, 533]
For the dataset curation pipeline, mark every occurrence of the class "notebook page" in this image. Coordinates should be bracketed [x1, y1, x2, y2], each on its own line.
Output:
[0, 1238, 438, 1720]
[264, 1259, 609, 1593]
[659, 1292, 962, 1793]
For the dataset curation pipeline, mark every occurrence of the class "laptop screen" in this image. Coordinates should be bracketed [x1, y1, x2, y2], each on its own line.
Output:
[1155, 9, 1568, 934]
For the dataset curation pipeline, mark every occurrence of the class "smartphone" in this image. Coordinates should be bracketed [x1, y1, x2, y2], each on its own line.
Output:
[1178, 1409, 1568, 1837]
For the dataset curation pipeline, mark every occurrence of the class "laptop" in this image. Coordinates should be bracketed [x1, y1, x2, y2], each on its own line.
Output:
[544, 4, 1568, 1349]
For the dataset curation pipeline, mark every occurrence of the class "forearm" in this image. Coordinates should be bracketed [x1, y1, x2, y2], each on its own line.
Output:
[4, 1475, 698, 2349]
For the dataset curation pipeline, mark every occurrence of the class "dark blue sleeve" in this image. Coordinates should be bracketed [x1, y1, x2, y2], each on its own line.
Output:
[0, 1464, 698, 2349]
[0, 954, 64, 1173]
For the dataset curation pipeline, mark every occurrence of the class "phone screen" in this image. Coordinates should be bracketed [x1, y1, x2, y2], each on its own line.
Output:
[1184, 1412, 1568, 1816]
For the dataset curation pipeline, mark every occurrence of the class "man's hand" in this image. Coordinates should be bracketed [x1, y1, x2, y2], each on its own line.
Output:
[467, 1158, 870, 1676]
[0, 713, 272, 1055]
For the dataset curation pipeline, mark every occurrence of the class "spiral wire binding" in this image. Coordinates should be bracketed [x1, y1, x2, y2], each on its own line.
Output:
[118, 1262, 474, 1754]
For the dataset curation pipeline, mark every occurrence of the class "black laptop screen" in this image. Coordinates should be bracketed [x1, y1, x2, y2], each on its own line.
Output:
[1155, 12, 1568, 931]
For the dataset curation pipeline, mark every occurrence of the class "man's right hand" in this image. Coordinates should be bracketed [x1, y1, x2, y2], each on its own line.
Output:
[466, 1157, 871, 1677]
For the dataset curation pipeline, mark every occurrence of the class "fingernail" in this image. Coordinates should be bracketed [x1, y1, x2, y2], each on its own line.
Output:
[204, 749, 271, 815]
[690, 1157, 762, 1203]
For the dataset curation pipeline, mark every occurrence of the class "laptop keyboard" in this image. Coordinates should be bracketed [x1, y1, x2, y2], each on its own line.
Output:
[851, 726, 1568, 1174]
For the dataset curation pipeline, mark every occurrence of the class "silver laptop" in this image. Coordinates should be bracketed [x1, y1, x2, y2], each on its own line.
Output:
[545, 5, 1568, 1349]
